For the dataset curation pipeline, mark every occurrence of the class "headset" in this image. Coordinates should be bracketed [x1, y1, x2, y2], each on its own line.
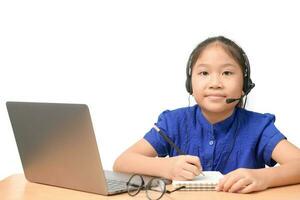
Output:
[185, 42, 255, 105]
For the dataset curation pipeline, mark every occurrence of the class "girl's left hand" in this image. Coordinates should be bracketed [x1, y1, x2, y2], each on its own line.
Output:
[216, 168, 269, 193]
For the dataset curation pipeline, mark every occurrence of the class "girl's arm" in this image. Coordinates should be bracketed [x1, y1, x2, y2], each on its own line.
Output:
[262, 140, 300, 187]
[113, 138, 202, 180]
[216, 140, 300, 193]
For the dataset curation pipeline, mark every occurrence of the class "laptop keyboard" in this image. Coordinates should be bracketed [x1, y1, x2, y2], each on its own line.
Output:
[107, 179, 127, 191]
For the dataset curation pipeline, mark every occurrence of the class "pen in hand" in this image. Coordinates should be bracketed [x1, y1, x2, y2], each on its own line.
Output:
[153, 124, 205, 176]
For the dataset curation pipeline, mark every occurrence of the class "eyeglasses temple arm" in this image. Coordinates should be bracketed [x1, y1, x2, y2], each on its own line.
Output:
[166, 186, 186, 194]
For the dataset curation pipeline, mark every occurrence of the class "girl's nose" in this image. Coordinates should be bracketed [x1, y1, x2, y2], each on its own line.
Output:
[209, 75, 222, 88]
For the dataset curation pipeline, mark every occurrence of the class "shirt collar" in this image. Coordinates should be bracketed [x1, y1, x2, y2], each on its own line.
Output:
[196, 105, 237, 132]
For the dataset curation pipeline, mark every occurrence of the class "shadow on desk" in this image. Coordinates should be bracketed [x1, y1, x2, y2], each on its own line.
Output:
[1, 174, 300, 200]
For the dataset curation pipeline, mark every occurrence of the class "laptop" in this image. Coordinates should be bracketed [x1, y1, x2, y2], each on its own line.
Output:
[6, 101, 152, 195]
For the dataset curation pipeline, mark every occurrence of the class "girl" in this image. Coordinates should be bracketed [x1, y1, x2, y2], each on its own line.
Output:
[113, 36, 300, 193]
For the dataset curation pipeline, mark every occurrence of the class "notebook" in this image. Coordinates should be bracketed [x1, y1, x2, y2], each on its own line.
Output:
[172, 171, 223, 191]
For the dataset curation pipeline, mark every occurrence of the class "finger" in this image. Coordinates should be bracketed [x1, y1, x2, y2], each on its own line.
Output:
[222, 175, 243, 192]
[184, 155, 202, 169]
[217, 174, 231, 191]
[217, 170, 241, 191]
[182, 162, 200, 176]
[173, 174, 188, 181]
[237, 183, 256, 194]
[228, 178, 252, 193]
[180, 169, 196, 180]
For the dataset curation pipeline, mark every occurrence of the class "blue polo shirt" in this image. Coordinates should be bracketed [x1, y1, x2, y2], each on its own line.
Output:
[144, 105, 286, 174]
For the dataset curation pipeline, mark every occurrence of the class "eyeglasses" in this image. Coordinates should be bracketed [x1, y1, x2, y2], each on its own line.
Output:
[126, 174, 185, 200]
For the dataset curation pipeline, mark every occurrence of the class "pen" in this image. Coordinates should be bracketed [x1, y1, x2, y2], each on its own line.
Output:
[153, 124, 205, 176]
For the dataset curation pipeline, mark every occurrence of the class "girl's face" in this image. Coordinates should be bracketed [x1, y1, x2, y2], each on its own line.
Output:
[191, 43, 244, 115]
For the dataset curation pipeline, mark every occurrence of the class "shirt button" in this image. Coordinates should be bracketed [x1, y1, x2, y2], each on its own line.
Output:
[209, 140, 214, 145]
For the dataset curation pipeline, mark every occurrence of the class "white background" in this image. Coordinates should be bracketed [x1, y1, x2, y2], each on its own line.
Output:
[1, 0, 300, 180]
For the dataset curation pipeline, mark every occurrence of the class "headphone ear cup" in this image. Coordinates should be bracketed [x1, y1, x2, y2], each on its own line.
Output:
[243, 78, 255, 95]
[185, 76, 192, 94]
[243, 78, 249, 94]
[247, 80, 255, 95]
[186, 57, 193, 94]
[242, 52, 255, 95]
[186, 48, 196, 95]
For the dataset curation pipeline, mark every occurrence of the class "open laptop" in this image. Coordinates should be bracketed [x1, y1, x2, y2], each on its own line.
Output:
[6, 101, 152, 195]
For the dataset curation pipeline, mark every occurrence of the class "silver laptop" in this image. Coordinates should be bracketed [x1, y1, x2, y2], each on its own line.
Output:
[6, 101, 146, 195]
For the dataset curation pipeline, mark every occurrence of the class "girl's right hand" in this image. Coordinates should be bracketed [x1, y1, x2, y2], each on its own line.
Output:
[166, 155, 202, 180]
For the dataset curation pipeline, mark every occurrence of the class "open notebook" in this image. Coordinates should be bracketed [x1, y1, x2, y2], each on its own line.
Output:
[172, 171, 223, 191]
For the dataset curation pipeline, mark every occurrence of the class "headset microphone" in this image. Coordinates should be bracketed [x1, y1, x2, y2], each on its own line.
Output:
[226, 95, 245, 104]
[225, 82, 255, 104]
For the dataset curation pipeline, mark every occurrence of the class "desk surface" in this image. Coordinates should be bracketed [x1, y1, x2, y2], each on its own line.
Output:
[1, 174, 300, 200]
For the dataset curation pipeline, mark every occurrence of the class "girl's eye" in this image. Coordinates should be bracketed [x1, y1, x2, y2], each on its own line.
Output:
[223, 71, 233, 76]
[198, 71, 209, 76]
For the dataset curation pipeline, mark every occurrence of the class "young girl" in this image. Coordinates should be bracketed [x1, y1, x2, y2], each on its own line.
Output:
[113, 36, 300, 193]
